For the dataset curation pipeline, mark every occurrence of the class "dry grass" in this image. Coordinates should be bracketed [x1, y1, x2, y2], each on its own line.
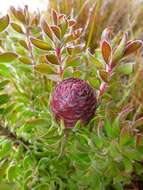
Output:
[48, 0, 143, 51]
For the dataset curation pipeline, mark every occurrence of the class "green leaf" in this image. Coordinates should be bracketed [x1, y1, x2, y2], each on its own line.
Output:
[88, 77, 100, 89]
[63, 67, 73, 78]
[0, 64, 10, 77]
[67, 45, 84, 55]
[0, 52, 18, 63]
[30, 37, 53, 51]
[104, 119, 112, 138]
[0, 80, 9, 90]
[92, 135, 103, 149]
[0, 108, 5, 114]
[60, 17, 68, 37]
[99, 70, 110, 82]
[7, 164, 20, 181]
[19, 56, 32, 64]
[46, 53, 59, 64]
[37, 157, 49, 171]
[31, 26, 41, 36]
[112, 33, 127, 64]
[0, 94, 9, 106]
[116, 62, 133, 75]
[0, 183, 15, 190]
[18, 40, 28, 50]
[0, 15, 9, 33]
[112, 117, 120, 138]
[109, 142, 121, 160]
[23, 155, 34, 170]
[123, 157, 133, 173]
[120, 127, 133, 146]
[113, 183, 124, 190]
[11, 22, 24, 34]
[135, 162, 143, 175]
[26, 118, 49, 127]
[15, 144, 24, 160]
[35, 63, 55, 74]
[64, 33, 79, 44]
[0, 141, 11, 158]
[72, 70, 82, 78]
[66, 56, 80, 67]
[123, 148, 142, 161]
[0, 159, 9, 180]
[88, 51, 104, 69]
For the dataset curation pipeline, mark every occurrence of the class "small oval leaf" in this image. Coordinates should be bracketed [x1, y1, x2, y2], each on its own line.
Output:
[30, 37, 53, 51]
[112, 33, 127, 65]
[124, 40, 143, 56]
[88, 51, 104, 69]
[51, 25, 61, 40]
[66, 56, 80, 67]
[35, 63, 55, 74]
[41, 18, 53, 40]
[116, 62, 133, 75]
[46, 54, 59, 65]
[0, 15, 9, 33]
[11, 22, 24, 34]
[7, 164, 19, 181]
[39, 55, 47, 63]
[67, 45, 84, 55]
[0, 94, 9, 105]
[99, 70, 110, 82]
[0, 80, 9, 90]
[19, 56, 32, 64]
[18, 40, 29, 50]
[64, 33, 79, 44]
[60, 17, 68, 37]
[101, 40, 111, 64]
[0, 52, 18, 63]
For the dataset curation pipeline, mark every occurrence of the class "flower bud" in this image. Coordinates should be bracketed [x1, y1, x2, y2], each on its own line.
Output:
[50, 78, 97, 128]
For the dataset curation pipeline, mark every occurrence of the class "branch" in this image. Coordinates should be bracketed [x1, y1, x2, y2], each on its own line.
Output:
[0, 124, 31, 150]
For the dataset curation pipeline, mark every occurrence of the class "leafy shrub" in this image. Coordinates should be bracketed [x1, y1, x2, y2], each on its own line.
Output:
[0, 5, 142, 190]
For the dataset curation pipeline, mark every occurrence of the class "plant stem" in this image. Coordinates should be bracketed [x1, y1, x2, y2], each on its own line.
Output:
[26, 27, 35, 65]
[56, 47, 63, 79]
[0, 124, 30, 150]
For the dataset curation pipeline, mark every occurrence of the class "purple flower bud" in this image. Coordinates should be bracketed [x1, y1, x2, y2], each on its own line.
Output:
[50, 78, 97, 128]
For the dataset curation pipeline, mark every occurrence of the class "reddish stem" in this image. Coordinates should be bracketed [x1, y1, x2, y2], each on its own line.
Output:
[98, 64, 113, 99]
[56, 47, 63, 79]
[26, 27, 35, 65]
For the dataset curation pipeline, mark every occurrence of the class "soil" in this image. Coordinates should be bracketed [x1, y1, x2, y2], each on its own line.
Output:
[125, 180, 143, 190]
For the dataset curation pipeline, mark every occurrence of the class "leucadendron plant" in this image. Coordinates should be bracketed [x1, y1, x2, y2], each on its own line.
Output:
[0, 6, 143, 190]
